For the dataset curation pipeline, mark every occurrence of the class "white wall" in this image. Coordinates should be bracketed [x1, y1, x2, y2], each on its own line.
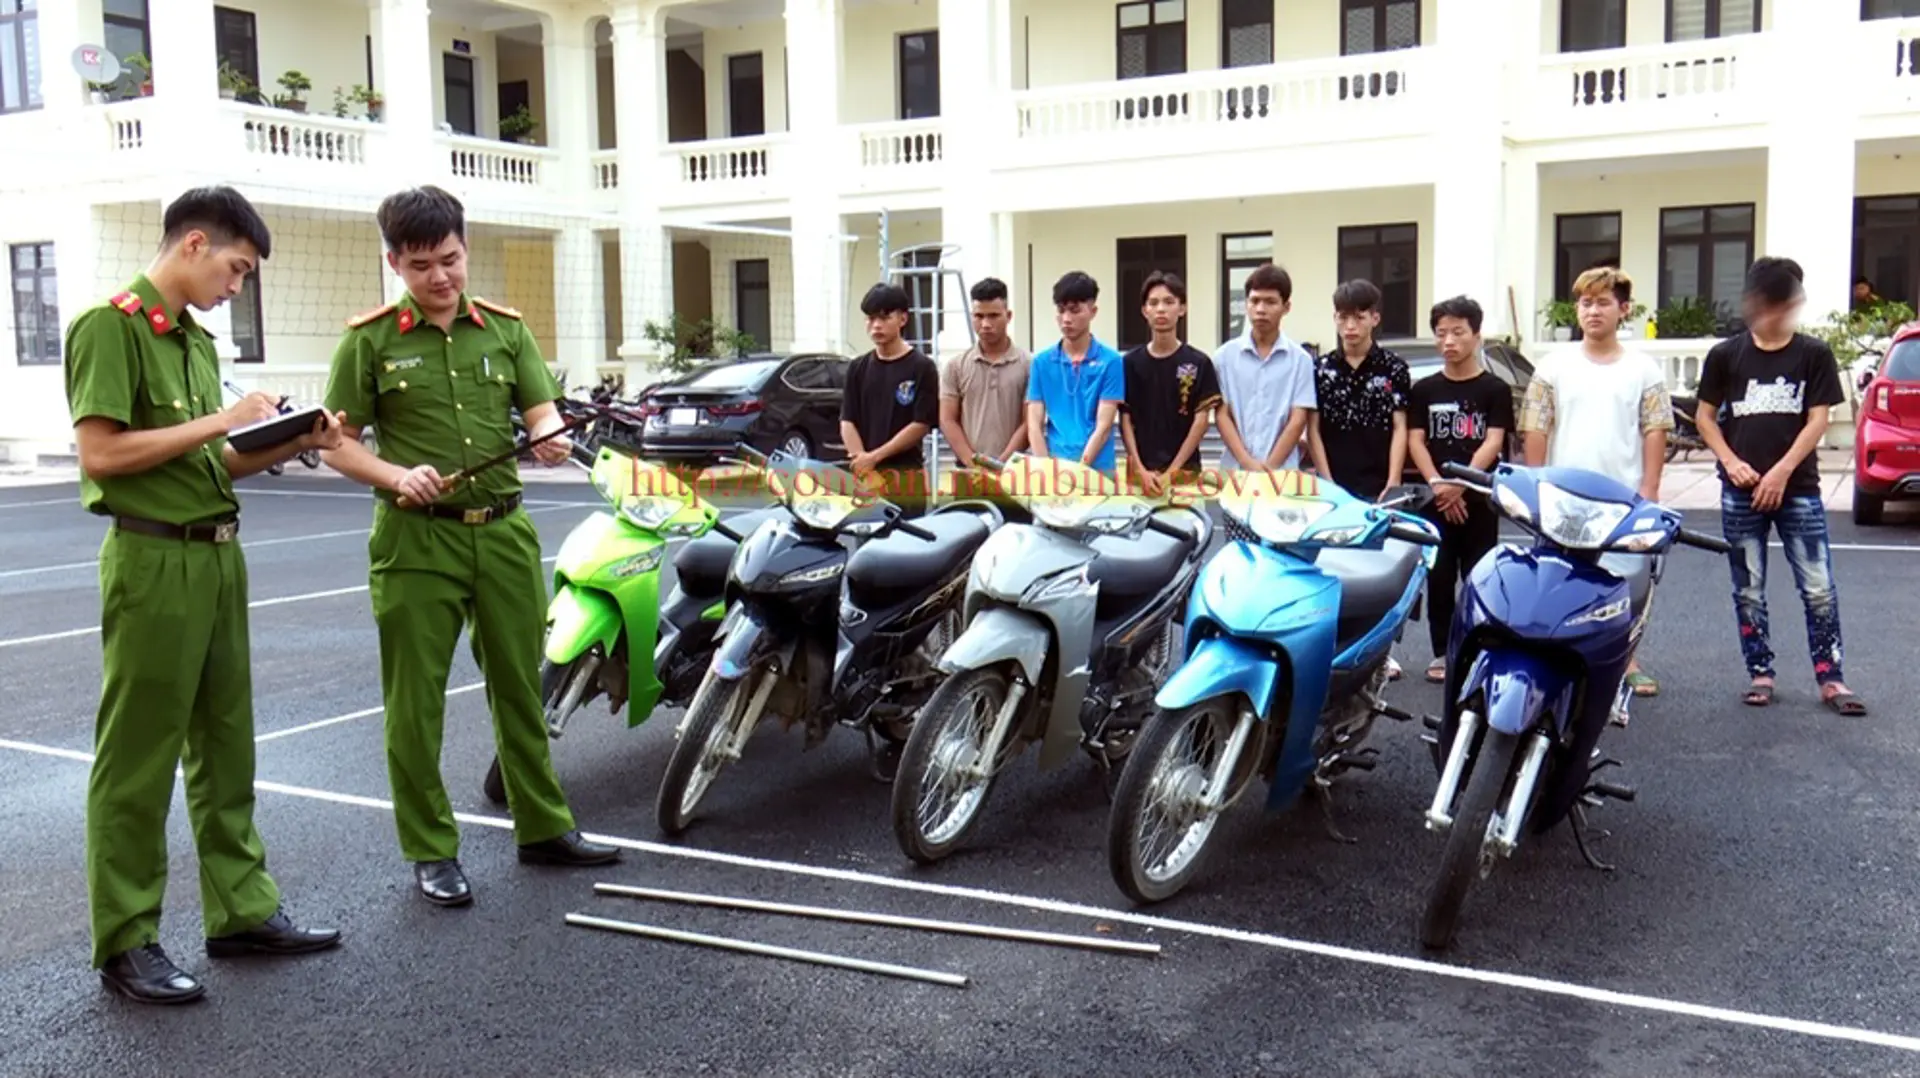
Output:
[701, 20, 790, 138]
[840, 0, 938, 126]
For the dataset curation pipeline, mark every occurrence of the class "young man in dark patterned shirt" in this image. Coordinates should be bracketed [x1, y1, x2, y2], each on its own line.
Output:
[1307, 279, 1411, 503]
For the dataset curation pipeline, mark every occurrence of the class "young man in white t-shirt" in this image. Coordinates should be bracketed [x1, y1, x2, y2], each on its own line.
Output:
[1518, 266, 1674, 707]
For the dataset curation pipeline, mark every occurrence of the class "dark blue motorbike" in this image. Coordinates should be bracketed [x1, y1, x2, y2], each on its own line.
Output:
[1417, 460, 1730, 951]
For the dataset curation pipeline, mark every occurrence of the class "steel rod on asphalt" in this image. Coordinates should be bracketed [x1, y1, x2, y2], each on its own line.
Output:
[591, 883, 1161, 957]
[563, 913, 970, 988]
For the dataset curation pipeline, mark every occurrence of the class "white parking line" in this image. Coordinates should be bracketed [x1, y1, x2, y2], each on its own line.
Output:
[0, 734, 1913, 1055]
[0, 498, 82, 510]
[0, 555, 558, 648]
[254, 682, 484, 743]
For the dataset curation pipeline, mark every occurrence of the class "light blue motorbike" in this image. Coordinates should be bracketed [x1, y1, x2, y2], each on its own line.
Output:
[1105, 471, 1442, 904]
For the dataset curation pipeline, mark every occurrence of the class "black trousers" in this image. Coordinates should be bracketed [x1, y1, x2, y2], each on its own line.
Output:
[1422, 495, 1500, 657]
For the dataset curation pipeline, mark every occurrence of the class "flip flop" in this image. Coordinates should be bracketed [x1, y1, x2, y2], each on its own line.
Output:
[1742, 683, 1773, 707]
[1625, 671, 1659, 697]
[1822, 691, 1868, 717]
[1426, 659, 1446, 683]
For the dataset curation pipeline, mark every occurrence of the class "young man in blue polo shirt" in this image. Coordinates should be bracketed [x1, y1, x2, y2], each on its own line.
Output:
[1025, 270, 1125, 475]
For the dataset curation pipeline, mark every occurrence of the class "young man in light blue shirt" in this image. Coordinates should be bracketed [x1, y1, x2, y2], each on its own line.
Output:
[1025, 270, 1125, 473]
[1214, 262, 1317, 472]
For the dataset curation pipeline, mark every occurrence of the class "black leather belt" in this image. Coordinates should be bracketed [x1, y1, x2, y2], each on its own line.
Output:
[114, 515, 240, 543]
[420, 492, 522, 525]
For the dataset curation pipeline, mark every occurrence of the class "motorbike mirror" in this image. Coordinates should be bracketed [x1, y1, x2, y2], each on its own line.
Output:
[1377, 484, 1434, 512]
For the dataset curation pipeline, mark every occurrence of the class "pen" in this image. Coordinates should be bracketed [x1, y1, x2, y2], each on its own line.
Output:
[484, 356, 491, 378]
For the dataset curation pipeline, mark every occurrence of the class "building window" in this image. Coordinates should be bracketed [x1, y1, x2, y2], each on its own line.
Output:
[1553, 212, 1623, 302]
[1116, 0, 1185, 79]
[1854, 194, 1920, 312]
[1221, 0, 1272, 67]
[213, 6, 258, 101]
[104, 0, 150, 81]
[443, 54, 475, 135]
[728, 53, 765, 137]
[10, 242, 58, 366]
[1863, 0, 1920, 19]
[734, 259, 771, 352]
[1340, 0, 1419, 56]
[1, 0, 40, 114]
[1115, 235, 1187, 352]
[1336, 224, 1418, 339]
[1560, 0, 1625, 52]
[1658, 203, 1755, 335]
[230, 269, 264, 363]
[1668, 0, 1760, 40]
[898, 30, 938, 120]
[1220, 232, 1273, 342]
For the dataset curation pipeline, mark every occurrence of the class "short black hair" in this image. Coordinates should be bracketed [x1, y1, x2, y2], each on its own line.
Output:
[1332, 279, 1381, 315]
[1140, 270, 1186, 306]
[1245, 263, 1291, 302]
[860, 282, 912, 316]
[971, 277, 1009, 304]
[163, 186, 271, 260]
[1745, 257, 1805, 306]
[1429, 295, 1484, 334]
[375, 185, 466, 254]
[1053, 271, 1098, 306]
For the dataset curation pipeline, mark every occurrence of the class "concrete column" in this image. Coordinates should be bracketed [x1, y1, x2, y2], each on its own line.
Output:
[931, 0, 1003, 359]
[610, 1, 672, 373]
[544, 13, 597, 196]
[1498, 155, 1542, 343]
[1428, 0, 1508, 329]
[143, 0, 218, 150]
[36, 0, 96, 113]
[1762, 0, 1854, 322]
[370, 0, 437, 177]
[785, 0, 847, 354]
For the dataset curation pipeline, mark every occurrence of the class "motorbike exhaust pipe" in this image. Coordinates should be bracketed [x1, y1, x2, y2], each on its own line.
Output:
[1425, 709, 1480, 832]
[591, 883, 1161, 957]
[565, 912, 970, 988]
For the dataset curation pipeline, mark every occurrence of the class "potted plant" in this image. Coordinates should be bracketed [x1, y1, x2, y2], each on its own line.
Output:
[355, 84, 384, 121]
[123, 53, 152, 97]
[1620, 301, 1649, 338]
[85, 79, 112, 104]
[273, 69, 311, 113]
[1654, 296, 1719, 339]
[218, 62, 251, 101]
[499, 103, 538, 144]
[1540, 299, 1578, 341]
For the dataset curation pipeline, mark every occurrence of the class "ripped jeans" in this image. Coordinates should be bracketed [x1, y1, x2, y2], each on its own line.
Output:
[1721, 489, 1845, 684]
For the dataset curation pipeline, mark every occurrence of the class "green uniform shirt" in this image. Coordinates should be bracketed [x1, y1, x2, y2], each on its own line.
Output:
[323, 291, 561, 511]
[63, 274, 240, 526]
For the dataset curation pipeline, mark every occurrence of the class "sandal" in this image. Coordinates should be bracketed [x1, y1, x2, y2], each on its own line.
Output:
[1742, 681, 1774, 707]
[1426, 658, 1447, 683]
[1625, 671, 1659, 697]
[1822, 690, 1868, 717]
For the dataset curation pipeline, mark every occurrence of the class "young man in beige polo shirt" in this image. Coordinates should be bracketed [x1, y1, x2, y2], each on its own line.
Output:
[940, 277, 1032, 477]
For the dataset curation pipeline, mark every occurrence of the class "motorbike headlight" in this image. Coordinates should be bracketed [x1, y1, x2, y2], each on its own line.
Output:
[1535, 482, 1631, 549]
[790, 494, 859, 531]
[1228, 496, 1332, 545]
[618, 495, 683, 532]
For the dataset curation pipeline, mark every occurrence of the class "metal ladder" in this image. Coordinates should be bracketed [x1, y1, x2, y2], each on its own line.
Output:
[884, 240, 973, 495]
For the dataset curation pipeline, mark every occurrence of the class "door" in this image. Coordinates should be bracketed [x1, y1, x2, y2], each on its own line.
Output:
[443, 54, 476, 135]
[728, 53, 765, 137]
[1115, 235, 1188, 352]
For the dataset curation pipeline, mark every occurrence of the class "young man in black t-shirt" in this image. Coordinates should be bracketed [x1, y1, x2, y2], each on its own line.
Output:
[1695, 257, 1864, 716]
[840, 282, 940, 517]
[1307, 279, 1411, 502]
[1119, 271, 1221, 499]
[1406, 296, 1513, 683]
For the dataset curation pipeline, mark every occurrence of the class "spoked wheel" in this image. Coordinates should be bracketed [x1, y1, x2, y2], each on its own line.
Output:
[1418, 724, 1521, 952]
[1106, 700, 1260, 905]
[655, 666, 767, 836]
[483, 658, 581, 806]
[890, 667, 1017, 865]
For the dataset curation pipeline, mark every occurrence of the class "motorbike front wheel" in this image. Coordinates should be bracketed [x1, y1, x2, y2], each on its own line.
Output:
[1106, 700, 1259, 905]
[890, 666, 1017, 865]
[655, 666, 764, 836]
[1418, 724, 1521, 951]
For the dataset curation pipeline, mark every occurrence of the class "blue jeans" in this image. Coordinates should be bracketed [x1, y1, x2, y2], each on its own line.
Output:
[1720, 489, 1845, 684]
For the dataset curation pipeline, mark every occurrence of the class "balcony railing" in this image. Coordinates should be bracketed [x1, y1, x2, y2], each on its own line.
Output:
[1533, 36, 1750, 131]
[442, 134, 551, 189]
[660, 135, 785, 203]
[233, 105, 372, 169]
[591, 150, 619, 191]
[1861, 16, 1920, 114]
[856, 119, 943, 169]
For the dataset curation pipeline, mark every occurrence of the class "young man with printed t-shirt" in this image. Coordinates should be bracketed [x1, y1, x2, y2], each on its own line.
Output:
[841, 282, 940, 516]
[1694, 257, 1866, 717]
[1308, 278, 1411, 502]
[1119, 271, 1220, 498]
[1026, 271, 1126, 476]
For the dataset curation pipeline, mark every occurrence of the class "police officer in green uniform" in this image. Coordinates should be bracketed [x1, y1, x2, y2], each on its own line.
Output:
[320, 185, 618, 907]
[65, 186, 344, 1005]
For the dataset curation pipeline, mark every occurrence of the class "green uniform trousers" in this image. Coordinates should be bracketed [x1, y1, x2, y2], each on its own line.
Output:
[86, 527, 281, 969]
[368, 501, 575, 862]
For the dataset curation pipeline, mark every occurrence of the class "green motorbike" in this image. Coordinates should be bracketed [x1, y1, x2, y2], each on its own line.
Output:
[480, 446, 778, 804]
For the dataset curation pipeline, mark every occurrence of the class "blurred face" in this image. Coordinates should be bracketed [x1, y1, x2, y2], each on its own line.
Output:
[1055, 298, 1094, 342]
[389, 233, 467, 313]
[1576, 288, 1624, 337]
[971, 298, 1009, 347]
[1143, 285, 1183, 335]
[1854, 281, 1872, 300]
[1246, 289, 1287, 338]
[1744, 292, 1805, 339]
[1335, 307, 1380, 352]
[178, 232, 259, 311]
[866, 308, 907, 348]
[1434, 314, 1480, 364]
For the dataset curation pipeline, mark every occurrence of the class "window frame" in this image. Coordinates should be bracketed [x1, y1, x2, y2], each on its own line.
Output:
[727, 51, 766, 137]
[1219, 231, 1274, 343]
[1115, 0, 1187, 80]
[229, 268, 265, 363]
[443, 53, 476, 135]
[1666, 0, 1762, 42]
[1657, 201, 1757, 335]
[1220, 0, 1273, 68]
[1553, 211, 1624, 303]
[1339, 0, 1420, 56]
[733, 258, 772, 354]
[1, 0, 43, 115]
[1853, 193, 1920, 313]
[1114, 234, 1188, 353]
[213, 5, 259, 101]
[897, 29, 939, 120]
[1335, 222, 1420, 340]
[1559, 0, 1626, 52]
[10, 241, 59, 366]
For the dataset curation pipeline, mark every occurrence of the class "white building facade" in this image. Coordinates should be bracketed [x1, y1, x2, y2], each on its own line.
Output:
[2, 0, 1918, 458]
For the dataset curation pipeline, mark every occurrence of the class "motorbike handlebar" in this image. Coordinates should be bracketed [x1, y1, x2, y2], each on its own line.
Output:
[1146, 516, 1190, 540]
[1439, 462, 1493, 487]
[1388, 522, 1442, 548]
[972, 454, 1008, 473]
[1678, 527, 1732, 554]
[893, 515, 937, 541]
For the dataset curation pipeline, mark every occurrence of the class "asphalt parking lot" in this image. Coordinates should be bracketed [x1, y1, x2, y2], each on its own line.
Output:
[3, 469, 1920, 1077]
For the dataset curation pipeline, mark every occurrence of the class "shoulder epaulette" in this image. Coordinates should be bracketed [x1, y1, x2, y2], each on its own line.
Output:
[472, 296, 523, 320]
[346, 302, 397, 329]
[108, 291, 144, 316]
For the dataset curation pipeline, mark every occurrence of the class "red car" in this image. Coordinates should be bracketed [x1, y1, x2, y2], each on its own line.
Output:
[1853, 321, 1920, 525]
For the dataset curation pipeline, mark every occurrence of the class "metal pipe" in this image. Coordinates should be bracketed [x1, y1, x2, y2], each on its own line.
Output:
[592, 883, 1161, 957]
[564, 912, 969, 988]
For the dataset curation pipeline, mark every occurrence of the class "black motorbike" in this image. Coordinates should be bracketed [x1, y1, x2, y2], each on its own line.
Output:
[654, 444, 1005, 835]
[1667, 393, 1708, 463]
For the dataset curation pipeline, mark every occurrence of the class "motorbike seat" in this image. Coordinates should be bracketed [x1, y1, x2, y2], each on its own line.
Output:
[1087, 514, 1200, 619]
[845, 509, 993, 609]
[671, 507, 789, 599]
[1314, 538, 1426, 648]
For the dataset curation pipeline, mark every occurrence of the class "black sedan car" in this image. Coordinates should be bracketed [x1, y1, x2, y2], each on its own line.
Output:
[636, 352, 852, 466]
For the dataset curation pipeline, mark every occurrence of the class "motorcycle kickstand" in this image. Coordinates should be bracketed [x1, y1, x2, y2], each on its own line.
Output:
[862, 725, 901, 785]
[1570, 803, 1616, 872]
[1311, 778, 1359, 845]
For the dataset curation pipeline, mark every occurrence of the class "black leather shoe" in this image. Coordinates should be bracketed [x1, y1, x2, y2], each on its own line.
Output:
[99, 944, 206, 1005]
[206, 909, 342, 958]
[517, 830, 622, 867]
[414, 860, 472, 906]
